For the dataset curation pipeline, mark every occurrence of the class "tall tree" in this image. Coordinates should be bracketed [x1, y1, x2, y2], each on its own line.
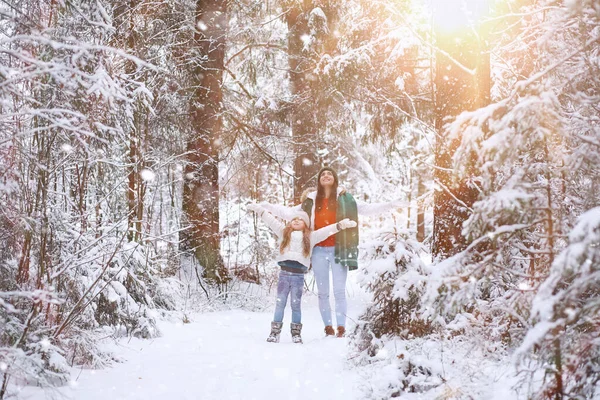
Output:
[116, 0, 147, 243]
[182, 0, 229, 283]
[285, 1, 339, 201]
[432, 0, 490, 259]
[286, 1, 318, 201]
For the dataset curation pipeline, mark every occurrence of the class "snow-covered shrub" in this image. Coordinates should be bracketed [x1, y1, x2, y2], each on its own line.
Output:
[515, 207, 600, 399]
[352, 226, 432, 355]
[350, 337, 444, 399]
[0, 289, 69, 393]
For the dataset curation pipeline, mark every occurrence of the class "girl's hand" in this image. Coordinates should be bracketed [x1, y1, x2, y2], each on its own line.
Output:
[337, 218, 357, 230]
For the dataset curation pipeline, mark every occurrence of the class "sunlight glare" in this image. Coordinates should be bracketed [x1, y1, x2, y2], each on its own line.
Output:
[432, 0, 490, 33]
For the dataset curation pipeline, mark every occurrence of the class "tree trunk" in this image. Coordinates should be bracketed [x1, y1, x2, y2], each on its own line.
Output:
[287, 3, 319, 202]
[286, 1, 338, 202]
[432, 3, 490, 259]
[124, 0, 144, 243]
[406, 172, 412, 230]
[182, 0, 228, 283]
[417, 177, 425, 242]
[551, 326, 564, 399]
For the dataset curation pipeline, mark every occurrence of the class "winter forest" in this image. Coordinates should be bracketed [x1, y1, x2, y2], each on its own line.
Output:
[1, 0, 599, 398]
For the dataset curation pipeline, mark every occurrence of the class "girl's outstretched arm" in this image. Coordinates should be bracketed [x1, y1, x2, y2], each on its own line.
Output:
[248, 203, 285, 238]
[258, 202, 302, 221]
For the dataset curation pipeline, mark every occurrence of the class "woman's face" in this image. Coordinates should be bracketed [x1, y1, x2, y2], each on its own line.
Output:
[290, 218, 306, 231]
[319, 170, 335, 188]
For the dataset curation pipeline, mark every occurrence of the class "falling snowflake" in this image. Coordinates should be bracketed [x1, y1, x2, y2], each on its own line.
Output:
[61, 144, 74, 153]
[140, 169, 156, 182]
[395, 77, 405, 91]
[300, 34, 312, 49]
[39, 338, 51, 350]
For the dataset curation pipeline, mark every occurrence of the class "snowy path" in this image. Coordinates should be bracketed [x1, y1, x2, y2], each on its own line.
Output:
[21, 291, 366, 400]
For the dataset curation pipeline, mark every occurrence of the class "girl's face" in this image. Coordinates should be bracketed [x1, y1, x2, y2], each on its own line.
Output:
[319, 170, 335, 188]
[290, 218, 306, 231]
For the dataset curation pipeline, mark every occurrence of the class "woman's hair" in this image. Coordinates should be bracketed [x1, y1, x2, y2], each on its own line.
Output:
[315, 166, 338, 213]
[280, 224, 311, 257]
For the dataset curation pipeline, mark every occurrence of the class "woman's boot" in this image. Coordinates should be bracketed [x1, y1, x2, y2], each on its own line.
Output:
[266, 321, 283, 343]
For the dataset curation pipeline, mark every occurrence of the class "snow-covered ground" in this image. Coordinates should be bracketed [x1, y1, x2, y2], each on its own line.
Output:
[16, 281, 369, 400]
[14, 272, 523, 400]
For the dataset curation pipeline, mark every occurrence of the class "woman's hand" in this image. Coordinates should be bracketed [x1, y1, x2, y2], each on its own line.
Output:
[337, 218, 357, 230]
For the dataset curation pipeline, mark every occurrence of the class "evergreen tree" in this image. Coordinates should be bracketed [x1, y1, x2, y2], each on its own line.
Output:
[516, 207, 600, 399]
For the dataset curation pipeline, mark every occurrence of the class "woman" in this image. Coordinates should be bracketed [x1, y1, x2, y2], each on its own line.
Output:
[261, 166, 402, 337]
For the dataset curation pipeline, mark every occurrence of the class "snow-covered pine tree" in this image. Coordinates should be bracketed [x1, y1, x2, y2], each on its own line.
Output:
[516, 207, 600, 399]
[422, 86, 566, 344]
[421, 0, 600, 349]
[511, 2, 600, 396]
[0, 1, 195, 394]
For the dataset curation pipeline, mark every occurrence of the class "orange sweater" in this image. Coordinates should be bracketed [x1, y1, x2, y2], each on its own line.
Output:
[314, 198, 337, 247]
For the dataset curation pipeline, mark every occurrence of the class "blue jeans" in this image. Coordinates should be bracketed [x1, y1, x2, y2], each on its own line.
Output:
[273, 270, 304, 324]
[311, 246, 348, 327]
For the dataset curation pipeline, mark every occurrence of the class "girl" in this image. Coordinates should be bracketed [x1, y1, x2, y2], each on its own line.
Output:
[247, 203, 356, 343]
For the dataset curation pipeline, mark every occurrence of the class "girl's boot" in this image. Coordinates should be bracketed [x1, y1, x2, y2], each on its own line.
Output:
[291, 323, 303, 344]
[267, 321, 283, 343]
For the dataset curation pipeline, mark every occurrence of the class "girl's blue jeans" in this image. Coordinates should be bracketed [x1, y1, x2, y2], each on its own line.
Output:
[273, 270, 304, 324]
[311, 246, 348, 327]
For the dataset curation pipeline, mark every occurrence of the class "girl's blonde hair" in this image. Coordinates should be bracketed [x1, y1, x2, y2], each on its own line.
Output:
[280, 223, 311, 257]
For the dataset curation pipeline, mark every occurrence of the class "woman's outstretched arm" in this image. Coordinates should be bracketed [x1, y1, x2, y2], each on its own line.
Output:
[356, 199, 409, 217]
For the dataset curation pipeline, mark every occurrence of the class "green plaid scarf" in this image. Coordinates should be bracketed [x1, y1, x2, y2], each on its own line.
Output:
[302, 193, 359, 270]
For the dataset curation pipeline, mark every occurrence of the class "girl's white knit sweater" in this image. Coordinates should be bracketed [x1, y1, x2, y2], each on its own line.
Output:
[256, 208, 340, 269]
